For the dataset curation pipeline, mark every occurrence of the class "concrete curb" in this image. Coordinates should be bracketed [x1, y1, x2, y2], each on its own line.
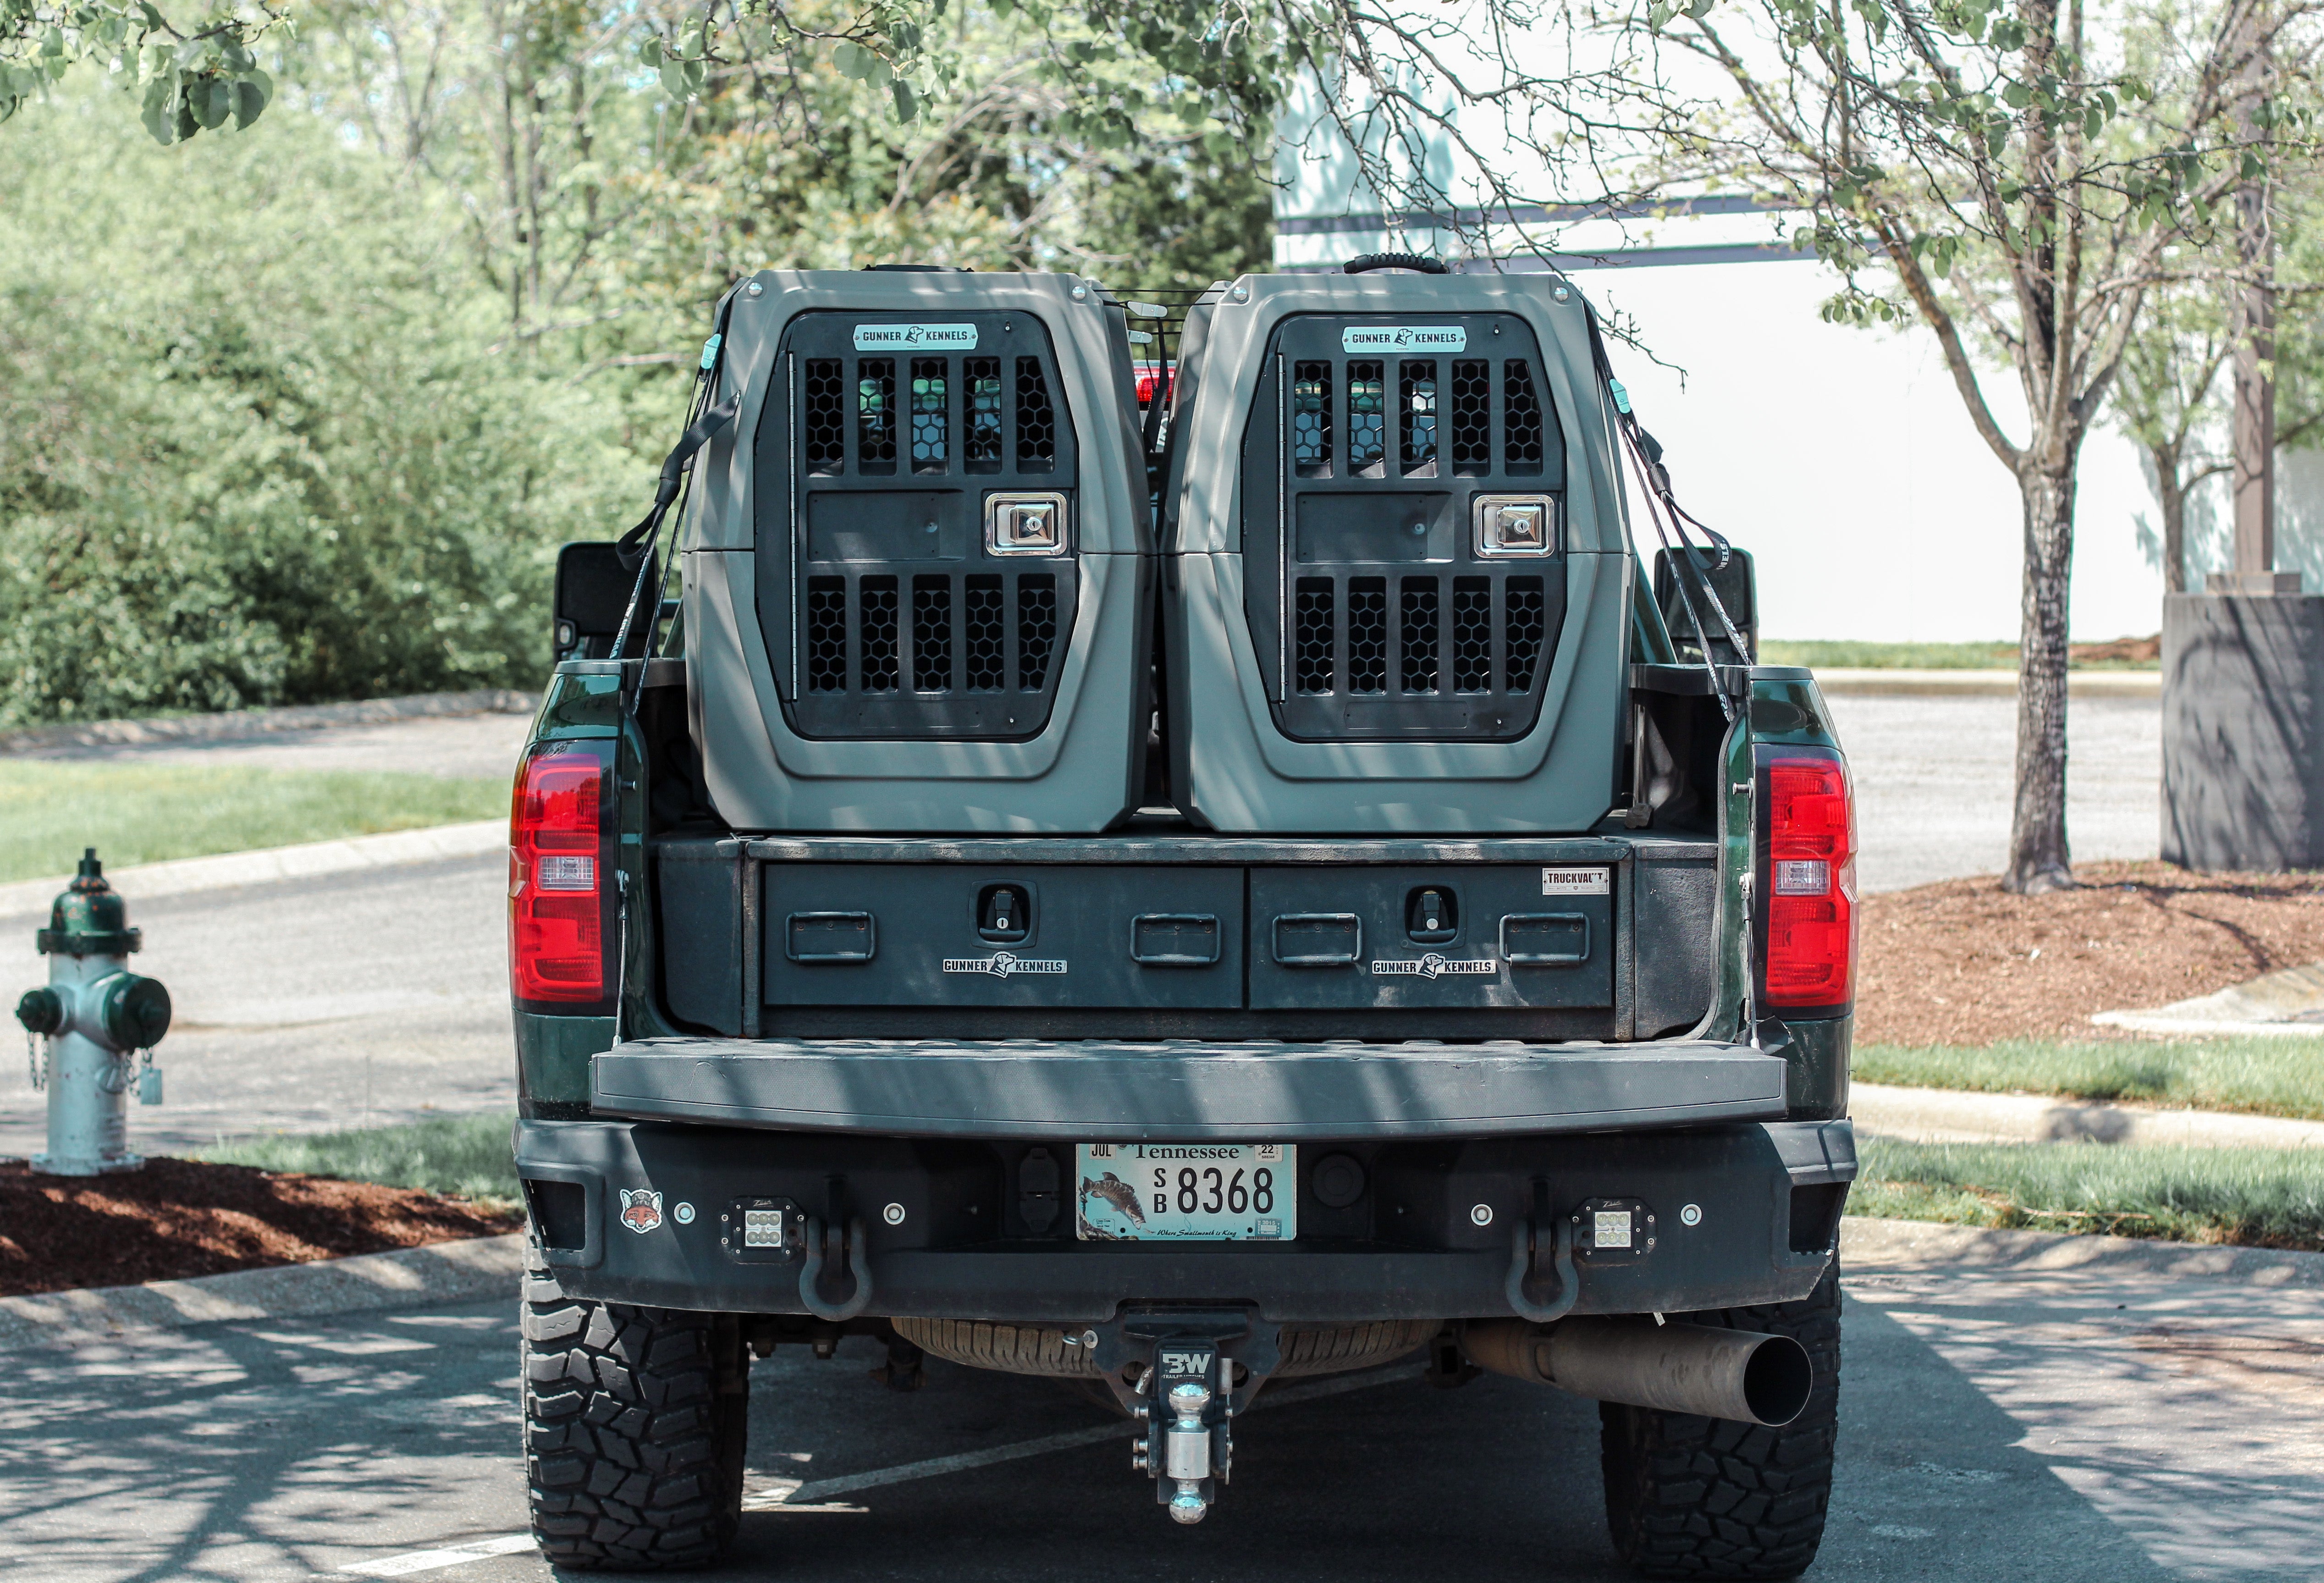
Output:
[1811, 668, 2159, 698]
[0, 1232, 525, 1354]
[0, 688, 537, 756]
[1841, 1214, 2324, 1288]
[1850, 1080, 2324, 1149]
[0, 819, 507, 920]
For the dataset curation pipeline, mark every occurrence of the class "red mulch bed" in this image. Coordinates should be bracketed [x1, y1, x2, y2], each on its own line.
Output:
[1857, 860, 2324, 1045]
[0, 1157, 519, 1299]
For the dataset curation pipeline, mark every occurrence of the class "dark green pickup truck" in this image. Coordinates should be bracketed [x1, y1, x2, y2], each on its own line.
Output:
[510, 262, 1858, 1577]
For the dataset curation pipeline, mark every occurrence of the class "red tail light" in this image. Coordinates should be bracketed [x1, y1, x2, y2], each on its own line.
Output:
[510, 748, 610, 1004]
[1137, 367, 1171, 407]
[1763, 756, 1856, 1008]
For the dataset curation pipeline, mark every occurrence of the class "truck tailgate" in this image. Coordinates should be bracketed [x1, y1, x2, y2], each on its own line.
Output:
[590, 1035, 1786, 1140]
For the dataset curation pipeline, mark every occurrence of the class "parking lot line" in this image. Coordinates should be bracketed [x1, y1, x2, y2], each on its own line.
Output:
[338, 1532, 537, 1577]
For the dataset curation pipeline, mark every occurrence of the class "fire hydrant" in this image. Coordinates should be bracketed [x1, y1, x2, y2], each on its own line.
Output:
[12, 849, 172, 1175]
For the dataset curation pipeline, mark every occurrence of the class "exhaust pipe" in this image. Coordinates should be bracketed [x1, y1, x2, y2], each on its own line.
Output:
[1462, 1316, 1813, 1427]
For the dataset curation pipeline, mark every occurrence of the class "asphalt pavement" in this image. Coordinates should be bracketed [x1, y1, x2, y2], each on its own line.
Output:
[1823, 693, 2160, 894]
[1, 1228, 2312, 1583]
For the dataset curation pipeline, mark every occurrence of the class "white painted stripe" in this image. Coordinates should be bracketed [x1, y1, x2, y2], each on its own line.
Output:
[339, 1532, 536, 1576]
[767, 1363, 1418, 1507]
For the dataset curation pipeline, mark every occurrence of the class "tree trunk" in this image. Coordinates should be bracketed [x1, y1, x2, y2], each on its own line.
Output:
[2154, 438, 2187, 595]
[2006, 450, 2078, 894]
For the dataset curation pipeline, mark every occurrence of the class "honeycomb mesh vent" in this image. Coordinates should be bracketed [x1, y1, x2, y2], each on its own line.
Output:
[1452, 577, 1493, 692]
[1347, 577, 1387, 693]
[912, 575, 952, 691]
[964, 356, 1003, 472]
[1293, 360, 1333, 476]
[806, 577, 847, 692]
[1450, 360, 1490, 475]
[1295, 579, 1336, 693]
[1017, 574, 1059, 691]
[1347, 361, 1386, 476]
[859, 577, 899, 692]
[804, 360, 846, 474]
[1400, 577, 1440, 693]
[1400, 360, 1438, 476]
[964, 574, 1005, 692]
[1504, 577, 1546, 692]
[1504, 360, 1543, 474]
[858, 359, 897, 472]
[1015, 356, 1055, 471]
[909, 358, 948, 473]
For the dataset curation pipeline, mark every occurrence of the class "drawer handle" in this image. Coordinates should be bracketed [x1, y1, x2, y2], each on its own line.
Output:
[1501, 912, 1590, 966]
[1132, 913, 1222, 966]
[1273, 913, 1362, 967]
[786, 911, 877, 963]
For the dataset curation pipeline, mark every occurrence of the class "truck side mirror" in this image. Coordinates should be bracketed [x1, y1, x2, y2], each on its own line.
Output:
[1653, 546, 1756, 665]
[553, 542, 656, 665]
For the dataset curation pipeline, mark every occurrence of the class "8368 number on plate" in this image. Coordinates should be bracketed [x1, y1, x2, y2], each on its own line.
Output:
[1074, 1144, 1296, 1242]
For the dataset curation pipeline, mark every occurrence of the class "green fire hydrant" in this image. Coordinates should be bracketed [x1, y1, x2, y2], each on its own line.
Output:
[13, 849, 172, 1175]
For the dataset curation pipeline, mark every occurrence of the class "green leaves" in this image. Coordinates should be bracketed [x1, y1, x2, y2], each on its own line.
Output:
[640, 34, 707, 101]
[5, 0, 279, 142]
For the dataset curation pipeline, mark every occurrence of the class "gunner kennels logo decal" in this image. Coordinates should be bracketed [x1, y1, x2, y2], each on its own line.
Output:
[853, 322, 979, 350]
[1371, 953, 1498, 978]
[1340, 325, 1468, 353]
[943, 951, 1069, 976]
[618, 1189, 664, 1234]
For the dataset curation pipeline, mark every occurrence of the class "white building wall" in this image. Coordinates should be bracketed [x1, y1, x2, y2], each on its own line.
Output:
[1265, 93, 2311, 644]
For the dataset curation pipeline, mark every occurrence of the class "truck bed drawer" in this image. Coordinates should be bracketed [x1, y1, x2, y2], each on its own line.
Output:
[762, 863, 1246, 1008]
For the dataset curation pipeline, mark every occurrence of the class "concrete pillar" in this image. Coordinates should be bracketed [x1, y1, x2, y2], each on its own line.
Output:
[2163, 591, 2324, 870]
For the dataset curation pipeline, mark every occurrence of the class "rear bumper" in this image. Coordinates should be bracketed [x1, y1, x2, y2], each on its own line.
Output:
[515, 1107, 1855, 1324]
[589, 1035, 1790, 1140]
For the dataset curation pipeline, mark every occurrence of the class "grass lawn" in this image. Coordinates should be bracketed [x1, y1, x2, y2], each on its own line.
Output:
[199, 1112, 518, 1207]
[1757, 639, 2159, 671]
[1857, 1037, 2324, 1121]
[0, 762, 508, 883]
[1856, 1137, 2324, 1249]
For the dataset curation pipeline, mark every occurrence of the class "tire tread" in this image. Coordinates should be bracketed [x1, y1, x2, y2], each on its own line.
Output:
[1599, 1267, 1842, 1580]
[521, 1245, 744, 1571]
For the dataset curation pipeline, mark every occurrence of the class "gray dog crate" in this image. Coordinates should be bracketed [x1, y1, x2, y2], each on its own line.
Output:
[1159, 274, 1631, 833]
[681, 271, 1153, 832]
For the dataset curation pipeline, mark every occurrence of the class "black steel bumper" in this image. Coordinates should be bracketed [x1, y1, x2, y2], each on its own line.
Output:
[518, 1037, 1853, 1322]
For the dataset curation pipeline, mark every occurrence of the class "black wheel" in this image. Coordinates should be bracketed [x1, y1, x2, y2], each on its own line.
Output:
[522, 1242, 749, 1570]
[1598, 1266, 1842, 1580]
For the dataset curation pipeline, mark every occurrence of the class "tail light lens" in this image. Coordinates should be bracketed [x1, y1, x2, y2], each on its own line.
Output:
[1763, 755, 1856, 1010]
[1137, 367, 1171, 407]
[510, 747, 612, 1005]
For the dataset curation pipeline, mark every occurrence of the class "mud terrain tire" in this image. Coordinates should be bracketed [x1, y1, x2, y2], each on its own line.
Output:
[1598, 1266, 1842, 1579]
[521, 1244, 748, 1570]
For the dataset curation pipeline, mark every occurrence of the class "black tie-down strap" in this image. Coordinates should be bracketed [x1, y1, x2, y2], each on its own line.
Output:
[616, 392, 742, 570]
[1580, 302, 1748, 699]
[606, 389, 740, 661]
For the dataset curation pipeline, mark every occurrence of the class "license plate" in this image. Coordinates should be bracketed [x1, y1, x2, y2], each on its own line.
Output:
[1074, 1144, 1297, 1242]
